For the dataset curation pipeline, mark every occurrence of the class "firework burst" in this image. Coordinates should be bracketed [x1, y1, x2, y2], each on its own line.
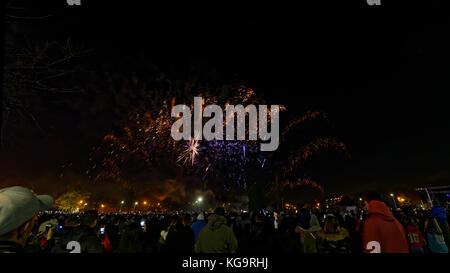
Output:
[177, 139, 200, 166]
[84, 80, 347, 195]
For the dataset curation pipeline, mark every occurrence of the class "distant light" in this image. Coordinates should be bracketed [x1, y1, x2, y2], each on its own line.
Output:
[359, 198, 363, 201]
[101, 204, 105, 208]
[84, 203, 87, 206]
[135, 202, 138, 205]
[121, 201, 125, 204]
[143, 201, 147, 205]
[390, 193, 394, 197]
[197, 197, 203, 203]
[79, 200, 83, 204]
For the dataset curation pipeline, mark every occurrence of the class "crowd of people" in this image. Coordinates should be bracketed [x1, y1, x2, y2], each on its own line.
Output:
[0, 186, 449, 254]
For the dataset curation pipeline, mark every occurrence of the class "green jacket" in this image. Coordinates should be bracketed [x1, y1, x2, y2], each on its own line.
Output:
[194, 215, 238, 253]
[316, 228, 351, 253]
[302, 232, 318, 253]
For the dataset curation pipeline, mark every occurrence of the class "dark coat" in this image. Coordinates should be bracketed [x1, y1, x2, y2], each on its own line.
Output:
[51, 225, 104, 253]
[0, 241, 23, 254]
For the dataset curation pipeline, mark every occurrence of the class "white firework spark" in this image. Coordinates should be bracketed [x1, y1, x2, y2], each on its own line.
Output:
[177, 139, 200, 166]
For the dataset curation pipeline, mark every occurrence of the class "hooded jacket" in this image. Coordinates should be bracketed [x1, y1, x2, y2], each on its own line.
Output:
[431, 206, 447, 223]
[362, 200, 409, 253]
[194, 215, 238, 253]
[316, 227, 351, 253]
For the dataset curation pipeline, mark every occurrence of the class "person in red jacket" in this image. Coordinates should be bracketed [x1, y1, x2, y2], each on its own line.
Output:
[404, 216, 425, 253]
[361, 192, 409, 253]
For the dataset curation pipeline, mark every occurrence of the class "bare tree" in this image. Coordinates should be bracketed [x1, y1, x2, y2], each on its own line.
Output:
[2, 2, 87, 147]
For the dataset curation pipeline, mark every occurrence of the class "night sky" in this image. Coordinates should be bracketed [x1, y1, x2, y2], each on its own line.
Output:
[1, 0, 450, 197]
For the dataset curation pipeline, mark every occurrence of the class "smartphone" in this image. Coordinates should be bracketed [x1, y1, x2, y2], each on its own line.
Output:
[100, 226, 105, 235]
[140, 219, 146, 229]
